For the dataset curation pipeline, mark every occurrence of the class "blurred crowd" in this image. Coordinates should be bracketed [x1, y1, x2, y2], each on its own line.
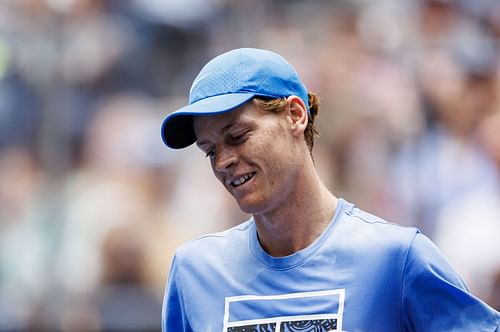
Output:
[0, 0, 499, 330]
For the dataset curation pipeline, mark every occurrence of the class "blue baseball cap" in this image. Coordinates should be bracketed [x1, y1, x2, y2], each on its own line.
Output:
[161, 48, 309, 149]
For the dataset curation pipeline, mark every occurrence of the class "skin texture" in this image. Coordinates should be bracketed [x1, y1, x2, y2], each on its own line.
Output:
[193, 96, 338, 257]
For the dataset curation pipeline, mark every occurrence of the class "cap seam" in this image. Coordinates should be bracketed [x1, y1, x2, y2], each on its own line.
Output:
[239, 48, 244, 84]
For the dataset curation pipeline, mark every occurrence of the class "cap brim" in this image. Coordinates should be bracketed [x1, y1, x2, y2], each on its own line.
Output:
[161, 93, 256, 149]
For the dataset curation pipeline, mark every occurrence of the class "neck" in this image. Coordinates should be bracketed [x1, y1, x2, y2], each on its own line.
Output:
[253, 159, 338, 257]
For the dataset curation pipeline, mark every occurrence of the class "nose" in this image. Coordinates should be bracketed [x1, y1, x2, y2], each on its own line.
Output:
[214, 146, 237, 172]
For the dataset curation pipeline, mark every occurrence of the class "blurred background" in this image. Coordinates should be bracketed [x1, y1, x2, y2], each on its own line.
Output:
[0, 0, 499, 330]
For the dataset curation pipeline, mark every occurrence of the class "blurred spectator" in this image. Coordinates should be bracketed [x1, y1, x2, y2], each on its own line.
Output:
[432, 110, 500, 307]
[0, 147, 50, 331]
[96, 225, 162, 332]
[390, 0, 500, 236]
[54, 93, 194, 296]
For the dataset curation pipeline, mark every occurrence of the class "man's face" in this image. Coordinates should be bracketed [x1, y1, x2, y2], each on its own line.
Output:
[193, 100, 301, 215]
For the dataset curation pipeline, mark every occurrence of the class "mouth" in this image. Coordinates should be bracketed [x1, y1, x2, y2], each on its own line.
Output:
[228, 172, 256, 188]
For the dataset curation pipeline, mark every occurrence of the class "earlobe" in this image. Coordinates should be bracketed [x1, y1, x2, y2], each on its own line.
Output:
[287, 96, 308, 136]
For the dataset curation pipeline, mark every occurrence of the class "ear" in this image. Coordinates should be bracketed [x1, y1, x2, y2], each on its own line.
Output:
[286, 95, 308, 137]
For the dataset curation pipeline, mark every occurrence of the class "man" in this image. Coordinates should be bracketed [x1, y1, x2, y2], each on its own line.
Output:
[160, 48, 499, 331]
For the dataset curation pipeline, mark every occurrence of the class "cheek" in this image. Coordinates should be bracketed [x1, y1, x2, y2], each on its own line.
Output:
[256, 131, 294, 176]
[211, 164, 226, 185]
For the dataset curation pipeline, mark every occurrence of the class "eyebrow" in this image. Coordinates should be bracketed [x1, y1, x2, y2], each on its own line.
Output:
[196, 120, 237, 147]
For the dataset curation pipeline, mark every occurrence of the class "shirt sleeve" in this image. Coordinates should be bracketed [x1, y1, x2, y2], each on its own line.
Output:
[402, 232, 500, 331]
[162, 254, 191, 332]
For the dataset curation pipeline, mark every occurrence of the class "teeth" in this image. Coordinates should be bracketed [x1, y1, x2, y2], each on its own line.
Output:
[231, 173, 254, 187]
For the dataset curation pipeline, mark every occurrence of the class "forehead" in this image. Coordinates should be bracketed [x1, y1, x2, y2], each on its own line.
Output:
[193, 101, 262, 142]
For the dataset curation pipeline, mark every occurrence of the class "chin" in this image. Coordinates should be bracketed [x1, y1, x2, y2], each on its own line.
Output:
[236, 197, 267, 215]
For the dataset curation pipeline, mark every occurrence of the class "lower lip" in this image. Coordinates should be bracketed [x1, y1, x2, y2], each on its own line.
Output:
[232, 173, 255, 193]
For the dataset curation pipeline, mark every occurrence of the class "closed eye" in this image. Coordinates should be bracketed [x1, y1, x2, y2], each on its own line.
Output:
[229, 131, 249, 145]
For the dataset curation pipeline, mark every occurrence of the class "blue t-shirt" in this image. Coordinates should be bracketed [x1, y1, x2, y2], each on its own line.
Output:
[162, 199, 500, 331]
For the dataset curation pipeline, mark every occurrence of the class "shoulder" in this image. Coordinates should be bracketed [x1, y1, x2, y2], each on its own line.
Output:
[323, 200, 421, 275]
[401, 229, 500, 330]
[339, 203, 419, 250]
[337, 203, 462, 287]
[174, 219, 253, 266]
